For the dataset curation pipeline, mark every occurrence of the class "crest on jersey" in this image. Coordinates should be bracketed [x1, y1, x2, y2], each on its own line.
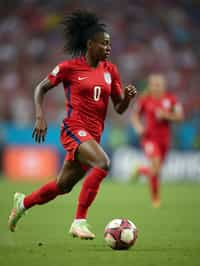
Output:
[162, 99, 171, 109]
[78, 130, 87, 137]
[104, 72, 112, 85]
[51, 65, 59, 76]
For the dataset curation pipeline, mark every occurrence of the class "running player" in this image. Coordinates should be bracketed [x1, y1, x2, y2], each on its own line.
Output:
[131, 74, 183, 207]
[8, 11, 136, 238]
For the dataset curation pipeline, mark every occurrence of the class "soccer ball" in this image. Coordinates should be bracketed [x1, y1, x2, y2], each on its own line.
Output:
[104, 218, 138, 250]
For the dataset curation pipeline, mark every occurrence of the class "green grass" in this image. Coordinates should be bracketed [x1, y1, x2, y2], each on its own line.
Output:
[0, 179, 200, 266]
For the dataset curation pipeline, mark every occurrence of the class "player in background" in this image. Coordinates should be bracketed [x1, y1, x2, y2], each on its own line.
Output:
[131, 74, 184, 207]
[8, 11, 136, 238]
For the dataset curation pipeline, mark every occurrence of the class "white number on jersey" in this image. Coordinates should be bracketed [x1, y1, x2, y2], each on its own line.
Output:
[93, 86, 101, 101]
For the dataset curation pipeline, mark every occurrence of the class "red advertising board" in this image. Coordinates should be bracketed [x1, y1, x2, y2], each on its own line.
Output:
[3, 146, 59, 181]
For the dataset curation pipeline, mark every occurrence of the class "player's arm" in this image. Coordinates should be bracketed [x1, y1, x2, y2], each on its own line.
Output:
[165, 104, 184, 122]
[157, 103, 184, 122]
[32, 78, 55, 143]
[32, 63, 66, 143]
[112, 85, 137, 114]
[130, 102, 145, 136]
[111, 65, 137, 114]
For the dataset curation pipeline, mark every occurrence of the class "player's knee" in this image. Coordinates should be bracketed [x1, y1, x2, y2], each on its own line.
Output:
[96, 157, 110, 171]
[64, 186, 73, 193]
[151, 162, 161, 175]
[151, 157, 161, 175]
[151, 168, 159, 176]
[56, 179, 73, 193]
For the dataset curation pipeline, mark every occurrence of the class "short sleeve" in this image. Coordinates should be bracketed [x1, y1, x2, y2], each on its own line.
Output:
[110, 65, 123, 102]
[47, 62, 69, 86]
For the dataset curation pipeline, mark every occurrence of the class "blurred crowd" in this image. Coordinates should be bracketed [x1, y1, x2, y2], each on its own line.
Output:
[0, 0, 200, 149]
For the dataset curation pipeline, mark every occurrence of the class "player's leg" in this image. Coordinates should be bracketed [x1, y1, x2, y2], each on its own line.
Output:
[8, 160, 85, 232]
[138, 141, 157, 177]
[149, 141, 169, 207]
[148, 156, 162, 207]
[138, 166, 151, 176]
[69, 139, 110, 238]
[130, 164, 151, 181]
[24, 160, 86, 208]
[140, 140, 162, 207]
[76, 139, 110, 217]
[130, 141, 152, 181]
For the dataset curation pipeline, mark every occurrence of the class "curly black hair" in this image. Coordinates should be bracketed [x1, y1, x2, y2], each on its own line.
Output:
[62, 10, 106, 56]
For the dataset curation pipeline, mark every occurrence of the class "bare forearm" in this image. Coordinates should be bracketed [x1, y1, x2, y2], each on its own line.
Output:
[112, 84, 137, 114]
[32, 78, 55, 143]
[115, 96, 132, 114]
[131, 114, 144, 135]
[34, 78, 53, 118]
[34, 86, 46, 118]
[164, 112, 184, 122]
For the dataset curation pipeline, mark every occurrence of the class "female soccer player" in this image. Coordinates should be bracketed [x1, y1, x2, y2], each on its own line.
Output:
[8, 11, 136, 238]
[131, 74, 183, 207]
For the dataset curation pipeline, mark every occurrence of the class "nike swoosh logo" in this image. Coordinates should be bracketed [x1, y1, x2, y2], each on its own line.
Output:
[78, 77, 88, 80]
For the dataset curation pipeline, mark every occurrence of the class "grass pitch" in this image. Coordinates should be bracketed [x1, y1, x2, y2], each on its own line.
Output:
[0, 179, 200, 266]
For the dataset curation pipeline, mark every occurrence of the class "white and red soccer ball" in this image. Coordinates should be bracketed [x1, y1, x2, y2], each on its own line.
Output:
[104, 219, 138, 250]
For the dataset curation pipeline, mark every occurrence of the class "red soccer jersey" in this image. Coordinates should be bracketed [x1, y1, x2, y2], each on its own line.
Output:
[48, 57, 123, 138]
[136, 92, 181, 144]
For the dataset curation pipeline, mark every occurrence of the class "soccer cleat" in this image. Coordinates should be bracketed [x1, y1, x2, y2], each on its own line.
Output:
[8, 192, 26, 232]
[69, 220, 95, 239]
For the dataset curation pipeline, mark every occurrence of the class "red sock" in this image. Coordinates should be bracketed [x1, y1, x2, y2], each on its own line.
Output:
[149, 175, 159, 201]
[23, 180, 64, 209]
[75, 167, 108, 219]
[139, 166, 151, 177]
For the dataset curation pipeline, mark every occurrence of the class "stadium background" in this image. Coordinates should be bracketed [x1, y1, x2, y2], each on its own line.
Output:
[1, 1, 200, 266]
[0, 0, 200, 179]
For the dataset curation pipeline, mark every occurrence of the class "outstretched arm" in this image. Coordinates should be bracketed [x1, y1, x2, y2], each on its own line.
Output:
[32, 78, 55, 143]
[112, 85, 137, 114]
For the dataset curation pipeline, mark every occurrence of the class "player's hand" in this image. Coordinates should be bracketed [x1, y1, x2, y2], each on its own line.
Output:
[136, 124, 145, 136]
[32, 117, 47, 143]
[124, 85, 137, 100]
[156, 109, 169, 120]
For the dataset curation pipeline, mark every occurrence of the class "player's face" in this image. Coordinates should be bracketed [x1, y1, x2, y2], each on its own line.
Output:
[148, 75, 166, 98]
[90, 32, 111, 61]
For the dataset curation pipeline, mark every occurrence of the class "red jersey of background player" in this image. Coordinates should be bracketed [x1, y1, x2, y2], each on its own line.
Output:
[136, 92, 181, 145]
[48, 56, 122, 139]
